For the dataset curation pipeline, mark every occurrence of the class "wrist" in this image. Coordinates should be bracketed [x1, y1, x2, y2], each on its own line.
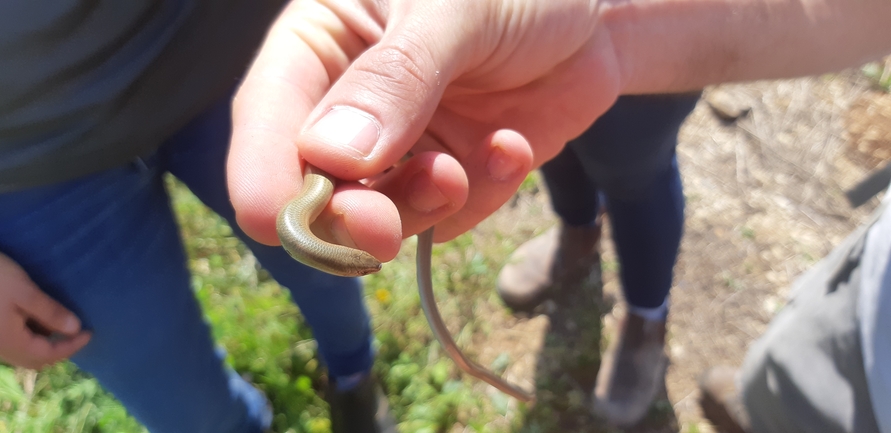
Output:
[597, 0, 725, 95]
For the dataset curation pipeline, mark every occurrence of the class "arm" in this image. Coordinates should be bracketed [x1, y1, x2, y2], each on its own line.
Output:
[603, 0, 891, 93]
[228, 0, 891, 255]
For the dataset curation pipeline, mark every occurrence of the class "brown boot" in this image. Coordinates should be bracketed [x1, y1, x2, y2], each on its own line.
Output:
[592, 312, 668, 427]
[327, 374, 398, 433]
[496, 222, 602, 311]
[699, 366, 752, 433]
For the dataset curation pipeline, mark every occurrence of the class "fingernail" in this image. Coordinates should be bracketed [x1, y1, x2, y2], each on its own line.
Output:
[407, 170, 449, 213]
[62, 316, 80, 334]
[487, 146, 523, 181]
[307, 106, 380, 158]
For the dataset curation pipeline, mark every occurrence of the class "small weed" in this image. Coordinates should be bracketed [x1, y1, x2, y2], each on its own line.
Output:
[685, 422, 702, 433]
[518, 172, 541, 194]
[721, 271, 743, 291]
[863, 60, 891, 92]
[601, 260, 619, 272]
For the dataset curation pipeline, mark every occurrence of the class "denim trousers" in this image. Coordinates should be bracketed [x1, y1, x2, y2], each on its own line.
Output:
[0, 97, 374, 432]
[541, 93, 700, 308]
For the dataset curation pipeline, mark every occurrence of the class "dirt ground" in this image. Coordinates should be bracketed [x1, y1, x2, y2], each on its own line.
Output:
[464, 69, 891, 432]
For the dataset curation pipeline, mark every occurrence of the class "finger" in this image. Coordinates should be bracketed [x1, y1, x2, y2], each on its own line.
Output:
[311, 183, 403, 262]
[4, 263, 82, 338]
[368, 152, 470, 238]
[297, 9, 475, 181]
[21, 330, 91, 370]
[429, 130, 533, 241]
[228, 1, 372, 245]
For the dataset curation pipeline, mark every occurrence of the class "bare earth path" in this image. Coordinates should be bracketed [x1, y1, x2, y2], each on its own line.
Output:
[463, 70, 891, 432]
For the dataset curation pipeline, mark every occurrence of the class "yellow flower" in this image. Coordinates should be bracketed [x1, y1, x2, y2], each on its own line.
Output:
[374, 288, 392, 305]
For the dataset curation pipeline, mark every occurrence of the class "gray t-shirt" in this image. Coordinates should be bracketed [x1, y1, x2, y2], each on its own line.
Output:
[859, 187, 891, 433]
[0, 0, 283, 192]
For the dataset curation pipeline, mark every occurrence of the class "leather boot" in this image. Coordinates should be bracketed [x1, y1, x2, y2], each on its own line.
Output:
[698, 366, 752, 433]
[496, 222, 602, 311]
[326, 374, 398, 433]
[592, 312, 668, 427]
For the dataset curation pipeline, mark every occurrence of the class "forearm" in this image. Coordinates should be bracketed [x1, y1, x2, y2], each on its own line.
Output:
[601, 0, 891, 94]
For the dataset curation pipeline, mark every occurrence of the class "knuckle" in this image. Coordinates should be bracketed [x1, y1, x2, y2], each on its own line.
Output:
[356, 39, 437, 110]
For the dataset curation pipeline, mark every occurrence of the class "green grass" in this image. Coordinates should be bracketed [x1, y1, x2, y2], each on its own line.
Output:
[863, 61, 891, 92]
[0, 176, 537, 432]
[0, 364, 144, 433]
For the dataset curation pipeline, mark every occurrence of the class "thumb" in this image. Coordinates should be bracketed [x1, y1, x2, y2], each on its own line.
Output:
[297, 8, 469, 179]
[0, 253, 82, 336]
[15, 283, 82, 338]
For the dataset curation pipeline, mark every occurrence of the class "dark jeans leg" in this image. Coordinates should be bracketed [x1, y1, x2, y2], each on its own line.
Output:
[0, 161, 270, 433]
[544, 93, 699, 308]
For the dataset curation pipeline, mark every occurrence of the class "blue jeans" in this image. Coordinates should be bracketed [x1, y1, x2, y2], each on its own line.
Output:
[0, 97, 374, 432]
[541, 93, 700, 308]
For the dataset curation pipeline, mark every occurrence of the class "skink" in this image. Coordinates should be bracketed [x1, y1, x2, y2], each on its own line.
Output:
[277, 165, 535, 403]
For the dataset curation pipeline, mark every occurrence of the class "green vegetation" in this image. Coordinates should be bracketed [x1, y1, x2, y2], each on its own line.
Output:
[863, 61, 891, 92]
[0, 177, 544, 432]
[2, 168, 697, 432]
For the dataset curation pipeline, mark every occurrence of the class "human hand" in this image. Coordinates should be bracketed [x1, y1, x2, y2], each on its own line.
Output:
[0, 254, 91, 369]
[228, 0, 622, 259]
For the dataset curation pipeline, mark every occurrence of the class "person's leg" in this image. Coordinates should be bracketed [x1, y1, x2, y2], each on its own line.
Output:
[495, 145, 603, 310]
[159, 95, 395, 432]
[496, 93, 697, 317]
[566, 92, 698, 426]
[571, 93, 695, 310]
[0, 161, 269, 433]
[540, 145, 603, 226]
[602, 156, 685, 308]
[700, 220, 881, 433]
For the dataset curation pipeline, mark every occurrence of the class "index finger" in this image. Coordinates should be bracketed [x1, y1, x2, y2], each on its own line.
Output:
[227, 1, 373, 245]
[21, 329, 92, 370]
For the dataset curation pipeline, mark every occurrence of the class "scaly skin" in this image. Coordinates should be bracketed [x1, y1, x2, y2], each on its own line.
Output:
[277, 166, 535, 402]
[276, 166, 382, 277]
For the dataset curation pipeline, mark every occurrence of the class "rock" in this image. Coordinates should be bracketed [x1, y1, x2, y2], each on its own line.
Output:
[706, 88, 752, 121]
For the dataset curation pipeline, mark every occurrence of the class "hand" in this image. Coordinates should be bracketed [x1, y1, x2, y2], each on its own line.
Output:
[0, 254, 91, 369]
[228, 0, 622, 259]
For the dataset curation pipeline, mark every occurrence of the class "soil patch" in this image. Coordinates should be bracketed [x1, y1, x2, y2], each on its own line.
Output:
[468, 70, 891, 432]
